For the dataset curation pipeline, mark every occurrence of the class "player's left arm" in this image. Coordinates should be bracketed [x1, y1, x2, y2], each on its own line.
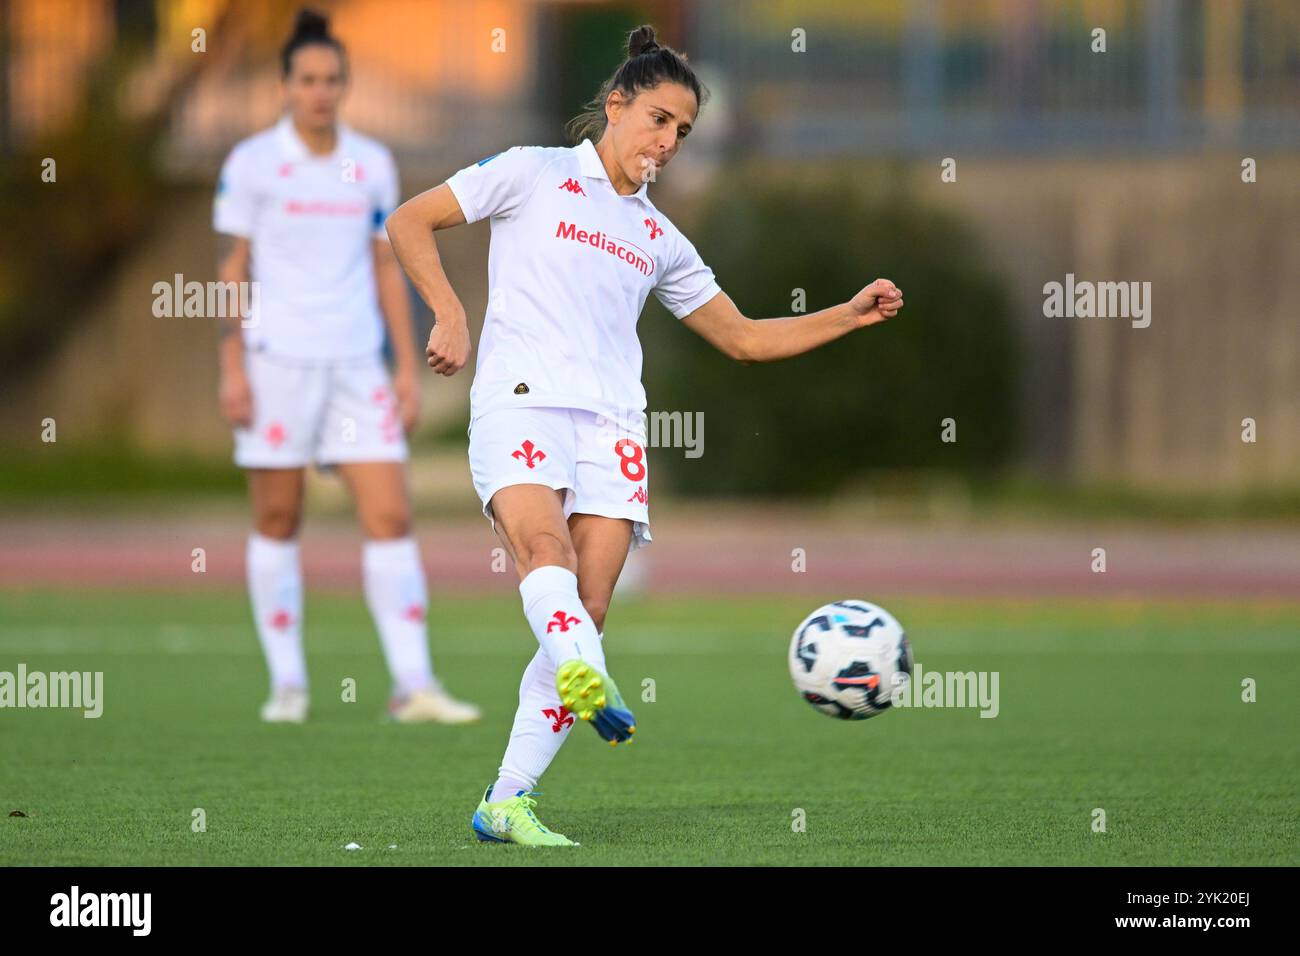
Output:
[680, 280, 903, 365]
[374, 237, 421, 431]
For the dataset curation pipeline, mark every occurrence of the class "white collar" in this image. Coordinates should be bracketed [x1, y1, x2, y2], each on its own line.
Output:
[576, 138, 650, 202]
[275, 114, 352, 162]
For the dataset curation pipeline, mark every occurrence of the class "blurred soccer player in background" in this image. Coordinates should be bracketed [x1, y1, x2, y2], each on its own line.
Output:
[214, 9, 479, 725]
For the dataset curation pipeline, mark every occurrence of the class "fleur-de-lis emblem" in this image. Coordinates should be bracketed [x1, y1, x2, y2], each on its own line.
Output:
[512, 440, 546, 469]
[546, 611, 580, 634]
[542, 706, 574, 732]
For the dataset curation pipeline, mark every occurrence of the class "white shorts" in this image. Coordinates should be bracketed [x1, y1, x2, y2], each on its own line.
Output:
[233, 349, 408, 469]
[468, 407, 652, 551]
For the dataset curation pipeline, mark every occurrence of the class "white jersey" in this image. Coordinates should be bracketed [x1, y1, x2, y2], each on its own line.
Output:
[214, 115, 399, 361]
[445, 138, 722, 425]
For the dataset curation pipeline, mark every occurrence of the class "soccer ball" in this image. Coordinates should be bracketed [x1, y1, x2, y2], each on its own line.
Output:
[789, 600, 912, 720]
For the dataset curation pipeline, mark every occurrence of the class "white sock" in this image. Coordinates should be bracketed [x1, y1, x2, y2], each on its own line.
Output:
[247, 534, 306, 691]
[490, 635, 603, 802]
[518, 566, 603, 672]
[362, 537, 436, 697]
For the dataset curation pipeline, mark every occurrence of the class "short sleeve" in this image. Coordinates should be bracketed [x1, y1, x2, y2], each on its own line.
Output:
[213, 145, 257, 238]
[444, 146, 550, 224]
[653, 231, 722, 319]
[370, 148, 400, 240]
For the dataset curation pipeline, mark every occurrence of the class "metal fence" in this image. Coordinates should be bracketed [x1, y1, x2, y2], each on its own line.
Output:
[693, 0, 1300, 156]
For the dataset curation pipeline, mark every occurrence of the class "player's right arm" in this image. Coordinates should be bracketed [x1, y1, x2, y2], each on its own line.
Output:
[216, 232, 253, 426]
[388, 146, 553, 377]
[385, 183, 470, 376]
[213, 143, 258, 426]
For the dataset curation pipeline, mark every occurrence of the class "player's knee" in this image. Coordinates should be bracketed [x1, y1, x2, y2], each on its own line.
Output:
[363, 506, 411, 540]
[516, 530, 577, 575]
[255, 504, 302, 539]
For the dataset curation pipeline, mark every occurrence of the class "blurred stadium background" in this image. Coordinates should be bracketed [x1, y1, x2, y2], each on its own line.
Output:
[0, 0, 1296, 594]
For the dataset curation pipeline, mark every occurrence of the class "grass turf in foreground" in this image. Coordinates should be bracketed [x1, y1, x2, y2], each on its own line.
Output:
[0, 590, 1296, 866]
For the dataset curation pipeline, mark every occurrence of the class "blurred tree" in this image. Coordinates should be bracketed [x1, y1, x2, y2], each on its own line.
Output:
[0, 0, 232, 386]
[642, 165, 1020, 497]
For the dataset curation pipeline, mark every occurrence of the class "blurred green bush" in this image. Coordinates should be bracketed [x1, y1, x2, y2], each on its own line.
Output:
[643, 164, 1020, 497]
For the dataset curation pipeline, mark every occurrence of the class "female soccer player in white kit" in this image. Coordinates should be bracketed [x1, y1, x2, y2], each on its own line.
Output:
[387, 25, 903, 844]
[214, 10, 478, 725]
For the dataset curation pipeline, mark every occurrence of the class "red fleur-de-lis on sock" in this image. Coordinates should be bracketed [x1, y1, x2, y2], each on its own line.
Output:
[542, 706, 574, 732]
[546, 611, 581, 634]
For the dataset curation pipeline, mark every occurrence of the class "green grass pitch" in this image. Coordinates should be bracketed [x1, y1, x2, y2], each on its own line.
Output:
[1, 589, 1296, 866]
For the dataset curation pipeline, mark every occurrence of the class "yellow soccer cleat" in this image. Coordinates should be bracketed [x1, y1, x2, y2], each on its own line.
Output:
[555, 660, 636, 744]
[470, 785, 577, 846]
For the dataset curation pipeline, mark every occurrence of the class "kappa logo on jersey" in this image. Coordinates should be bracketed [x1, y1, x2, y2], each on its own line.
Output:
[511, 439, 546, 469]
[546, 611, 581, 634]
[557, 178, 587, 196]
[265, 422, 287, 449]
[626, 486, 648, 505]
[542, 705, 574, 732]
[555, 221, 655, 277]
[644, 216, 664, 240]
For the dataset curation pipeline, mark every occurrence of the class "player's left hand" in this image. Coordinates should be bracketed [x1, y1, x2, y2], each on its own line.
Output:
[394, 364, 421, 432]
[849, 278, 904, 327]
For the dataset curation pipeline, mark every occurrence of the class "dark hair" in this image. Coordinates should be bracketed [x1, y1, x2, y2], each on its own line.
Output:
[565, 24, 708, 144]
[280, 8, 347, 78]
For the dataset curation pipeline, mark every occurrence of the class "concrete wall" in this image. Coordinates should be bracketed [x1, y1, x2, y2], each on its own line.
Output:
[911, 152, 1300, 489]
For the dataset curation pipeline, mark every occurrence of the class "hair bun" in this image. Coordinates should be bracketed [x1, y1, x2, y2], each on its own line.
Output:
[292, 8, 331, 39]
[628, 24, 659, 57]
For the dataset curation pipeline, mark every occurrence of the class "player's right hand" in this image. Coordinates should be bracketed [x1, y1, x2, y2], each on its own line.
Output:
[426, 299, 471, 376]
[219, 369, 253, 427]
[849, 278, 904, 327]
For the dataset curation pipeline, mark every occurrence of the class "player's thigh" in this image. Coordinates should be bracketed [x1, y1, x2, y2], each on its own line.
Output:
[317, 355, 408, 466]
[234, 352, 326, 470]
[571, 410, 652, 550]
[335, 460, 411, 539]
[568, 513, 633, 632]
[468, 407, 578, 576]
[246, 468, 306, 539]
[489, 483, 576, 577]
